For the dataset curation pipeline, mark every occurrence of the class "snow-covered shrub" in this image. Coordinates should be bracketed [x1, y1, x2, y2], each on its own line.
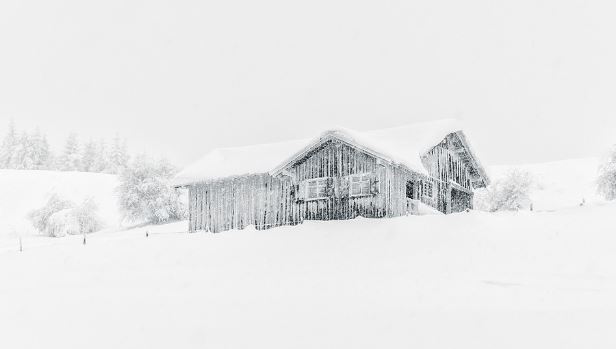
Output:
[72, 197, 103, 234]
[474, 169, 534, 212]
[29, 194, 74, 234]
[29, 195, 103, 237]
[47, 209, 81, 237]
[117, 155, 187, 224]
[597, 145, 616, 200]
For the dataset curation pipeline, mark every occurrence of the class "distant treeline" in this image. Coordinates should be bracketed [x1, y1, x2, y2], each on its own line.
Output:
[0, 120, 130, 174]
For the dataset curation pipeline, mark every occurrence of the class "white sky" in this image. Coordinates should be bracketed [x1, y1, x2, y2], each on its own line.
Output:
[1, 0, 615, 167]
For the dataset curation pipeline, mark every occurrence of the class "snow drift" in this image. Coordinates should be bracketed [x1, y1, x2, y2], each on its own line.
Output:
[0, 157, 614, 348]
[1, 203, 616, 349]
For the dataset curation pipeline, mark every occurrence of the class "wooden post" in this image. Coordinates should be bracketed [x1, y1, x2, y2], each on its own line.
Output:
[445, 183, 452, 214]
[189, 186, 193, 233]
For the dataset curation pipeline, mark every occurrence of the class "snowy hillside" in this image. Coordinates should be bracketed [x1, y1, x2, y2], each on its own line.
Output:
[487, 157, 602, 211]
[0, 157, 602, 239]
[0, 170, 121, 239]
[1, 203, 616, 348]
[0, 157, 614, 349]
[0, 158, 614, 348]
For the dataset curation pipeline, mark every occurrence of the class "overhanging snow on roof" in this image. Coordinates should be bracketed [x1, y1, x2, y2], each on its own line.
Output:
[172, 119, 489, 187]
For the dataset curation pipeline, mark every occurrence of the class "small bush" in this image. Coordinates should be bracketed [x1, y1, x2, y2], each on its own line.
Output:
[47, 209, 81, 237]
[30, 195, 103, 237]
[72, 197, 103, 234]
[474, 169, 534, 212]
[29, 194, 74, 234]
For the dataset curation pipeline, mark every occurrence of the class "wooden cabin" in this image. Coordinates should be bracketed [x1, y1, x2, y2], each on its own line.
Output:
[173, 119, 490, 233]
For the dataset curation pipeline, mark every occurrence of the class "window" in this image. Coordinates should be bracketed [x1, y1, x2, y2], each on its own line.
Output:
[306, 178, 329, 200]
[422, 181, 434, 198]
[350, 174, 372, 196]
[406, 181, 415, 199]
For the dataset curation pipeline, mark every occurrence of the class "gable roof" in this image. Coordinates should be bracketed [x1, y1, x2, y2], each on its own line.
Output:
[173, 119, 489, 187]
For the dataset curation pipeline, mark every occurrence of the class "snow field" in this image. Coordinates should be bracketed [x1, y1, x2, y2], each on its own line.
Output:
[1, 204, 616, 348]
[0, 170, 121, 240]
[1, 158, 615, 348]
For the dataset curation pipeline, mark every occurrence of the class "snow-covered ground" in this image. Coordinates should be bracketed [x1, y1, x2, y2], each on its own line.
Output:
[0, 156, 600, 239]
[0, 170, 121, 240]
[1, 158, 615, 348]
[488, 157, 601, 211]
[2, 204, 616, 348]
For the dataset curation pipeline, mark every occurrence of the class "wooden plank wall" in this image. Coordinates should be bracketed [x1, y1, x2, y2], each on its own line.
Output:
[290, 140, 425, 220]
[422, 135, 475, 213]
[424, 136, 473, 190]
[189, 174, 296, 233]
[292, 141, 383, 220]
[188, 137, 475, 233]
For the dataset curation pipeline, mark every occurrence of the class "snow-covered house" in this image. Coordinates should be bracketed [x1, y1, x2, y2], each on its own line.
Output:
[173, 119, 489, 233]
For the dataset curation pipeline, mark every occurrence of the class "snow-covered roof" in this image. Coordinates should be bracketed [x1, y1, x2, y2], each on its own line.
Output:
[173, 119, 485, 186]
[173, 138, 312, 187]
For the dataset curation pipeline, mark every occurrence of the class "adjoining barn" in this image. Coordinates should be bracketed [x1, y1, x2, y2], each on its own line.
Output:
[173, 119, 490, 233]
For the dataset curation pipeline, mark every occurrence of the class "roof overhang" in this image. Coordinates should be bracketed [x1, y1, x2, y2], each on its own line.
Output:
[450, 131, 490, 187]
[173, 120, 489, 188]
[271, 129, 490, 188]
[270, 130, 399, 177]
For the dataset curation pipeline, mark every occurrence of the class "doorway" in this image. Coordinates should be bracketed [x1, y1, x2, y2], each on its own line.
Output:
[451, 188, 472, 213]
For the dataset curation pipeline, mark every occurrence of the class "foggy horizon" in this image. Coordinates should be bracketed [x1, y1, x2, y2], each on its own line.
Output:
[1, 112, 612, 168]
[2, 0, 615, 167]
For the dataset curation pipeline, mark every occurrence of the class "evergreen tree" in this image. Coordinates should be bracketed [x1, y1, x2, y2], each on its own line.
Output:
[30, 129, 52, 170]
[81, 140, 97, 172]
[38, 134, 52, 169]
[598, 145, 616, 200]
[59, 133, 81, 171]
[0, 122, 132, 173]
[109, 134, 129, 174]
[13, 131, 34, 169]
[93, 139, 109, 173]
[0, 119, 17, 168]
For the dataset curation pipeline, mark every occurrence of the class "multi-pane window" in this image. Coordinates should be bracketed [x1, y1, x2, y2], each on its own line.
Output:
[422, 181, 434, 198]
[350, 174, 371, 196]
[306, 178, 329, 200]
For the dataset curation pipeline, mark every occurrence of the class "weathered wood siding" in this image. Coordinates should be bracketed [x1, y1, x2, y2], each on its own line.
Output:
[423, 134, 474, 191]
[290, 140, 430, 220]
[422, 133, 475, 213]
[188, 174, 296, 233]
[188, 134, 477, 233]
[291, 140, 382, 220]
